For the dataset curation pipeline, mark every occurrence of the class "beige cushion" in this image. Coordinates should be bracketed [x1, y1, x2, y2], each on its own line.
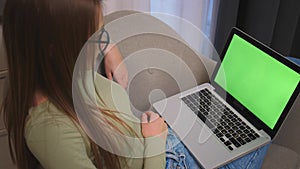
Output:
[273, 95, 300, 154]
[262, 96, 300, 169]
[104, 10, 140, 24]
[262, 144, 300, 169]
[121, 34, 211, 112]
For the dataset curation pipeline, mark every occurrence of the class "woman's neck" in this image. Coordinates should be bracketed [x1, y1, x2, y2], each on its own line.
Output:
[32, 90, 48, 106]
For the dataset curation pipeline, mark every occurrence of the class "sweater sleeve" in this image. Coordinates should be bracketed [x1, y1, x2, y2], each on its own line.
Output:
[143, 136, 166, 169]
[25, 118, 97, 169]
[93, 73, 167, 168]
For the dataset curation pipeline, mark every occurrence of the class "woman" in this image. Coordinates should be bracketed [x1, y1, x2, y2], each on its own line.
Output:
[2, 0, 167, 168]
[1, 0, 268, 168]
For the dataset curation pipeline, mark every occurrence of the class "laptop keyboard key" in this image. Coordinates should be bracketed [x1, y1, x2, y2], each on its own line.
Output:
[232, 133, 239, 138]
[232, 126, 239, 131]
[245, 137, 251, 143]
[221, 130, 227, 134]
[216, 133, 224, 138]
[225, 133, 231, 138]
[244, 129, 250, 134]
[240, 134, 247, 139]
[237, 137, 246, 145]
[229, 138, 241, 148]
[239, 125, 246, 130]
[232, 118, 237, 123]
[196, 111, 206, 121]
[228, 146, 234, 151]
[248, 133, 256, 140]
[224, 125, 230, 130]
[220, 137, 225, 142]
[235, 122, 241, 126]
[224, 141, 231, 146]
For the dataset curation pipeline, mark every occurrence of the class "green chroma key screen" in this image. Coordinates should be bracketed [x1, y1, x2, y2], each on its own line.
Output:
[215, 34, 300, 129]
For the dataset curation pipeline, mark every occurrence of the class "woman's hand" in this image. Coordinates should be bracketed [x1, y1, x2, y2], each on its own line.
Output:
[141, 111, 168, 140]
[104, 44, 128, 89]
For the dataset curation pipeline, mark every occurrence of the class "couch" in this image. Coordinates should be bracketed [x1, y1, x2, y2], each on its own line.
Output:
[104, 10, 300, 169]
[0, 10, 299, 169]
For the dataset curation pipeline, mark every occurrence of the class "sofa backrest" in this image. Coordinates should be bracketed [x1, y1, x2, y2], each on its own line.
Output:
[104, 11, 216, 114]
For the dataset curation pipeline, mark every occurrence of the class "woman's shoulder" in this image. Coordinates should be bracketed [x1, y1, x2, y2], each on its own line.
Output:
[24, 100, 92, 154]
[24, 100, 96, 169]
[24, 100, 86, 142]
[26, 100, 72, 129]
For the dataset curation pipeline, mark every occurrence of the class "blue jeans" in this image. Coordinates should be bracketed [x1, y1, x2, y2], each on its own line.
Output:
[165, 127, 269, 169]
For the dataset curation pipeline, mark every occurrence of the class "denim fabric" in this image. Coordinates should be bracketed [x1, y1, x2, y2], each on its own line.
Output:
[287, 57, 300, 65]
[165, 127, 269, 169]
[166, 127, 201, 169]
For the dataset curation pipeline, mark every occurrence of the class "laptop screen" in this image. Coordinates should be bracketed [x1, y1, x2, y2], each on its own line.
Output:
[214, 33, 300, 130]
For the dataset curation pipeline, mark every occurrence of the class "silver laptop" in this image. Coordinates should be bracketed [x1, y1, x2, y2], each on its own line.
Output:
[153, 27, 300, 169]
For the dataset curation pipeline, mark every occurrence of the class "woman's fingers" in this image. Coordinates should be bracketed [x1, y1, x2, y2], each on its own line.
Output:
[142, 111, 159, 123]
[141, 111, 168, 139]
[141, 113, 148, 123]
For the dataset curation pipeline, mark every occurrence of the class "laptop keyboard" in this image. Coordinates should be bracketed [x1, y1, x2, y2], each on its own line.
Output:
[181, 88, 260, 151]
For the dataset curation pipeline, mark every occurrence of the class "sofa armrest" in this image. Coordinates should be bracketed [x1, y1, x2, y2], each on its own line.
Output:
[273, 95, 300, 155]
[262, 94, 300, 169]
[262, 144, 300, 169]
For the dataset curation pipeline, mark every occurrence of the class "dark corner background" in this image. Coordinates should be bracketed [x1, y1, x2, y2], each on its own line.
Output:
[0, 0, 5, 24]
[214, 0, 300, 59]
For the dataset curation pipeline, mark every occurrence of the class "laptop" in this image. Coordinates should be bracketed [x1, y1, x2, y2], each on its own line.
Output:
[153, 27, 300, 169]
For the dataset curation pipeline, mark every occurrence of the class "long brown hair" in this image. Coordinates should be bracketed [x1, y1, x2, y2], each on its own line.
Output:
[1, 0, 129, 168]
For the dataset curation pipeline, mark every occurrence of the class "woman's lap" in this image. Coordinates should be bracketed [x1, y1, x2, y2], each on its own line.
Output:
[165, 127, 199, 169]
[165, 127, 269, 169]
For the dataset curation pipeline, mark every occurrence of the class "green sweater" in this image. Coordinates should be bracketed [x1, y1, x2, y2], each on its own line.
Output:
[25, 74, 166, 169]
